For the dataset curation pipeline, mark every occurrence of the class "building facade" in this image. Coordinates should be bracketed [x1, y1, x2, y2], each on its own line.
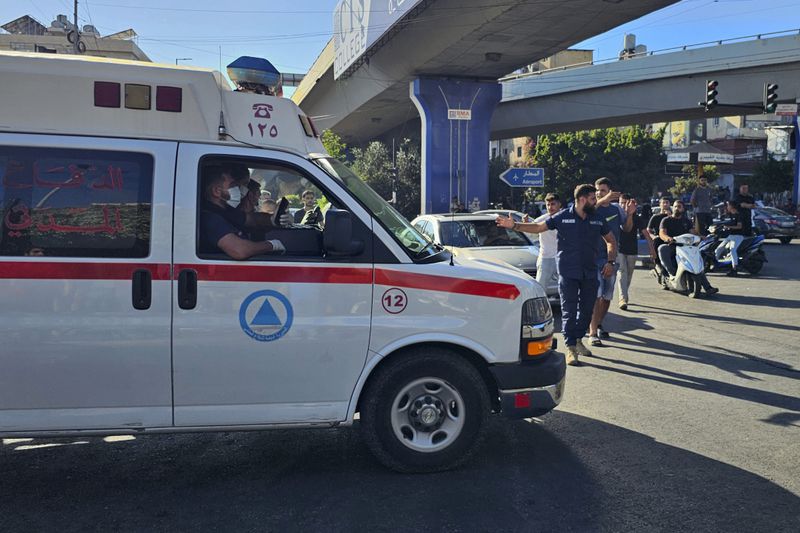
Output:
[1, 14, 149, 62]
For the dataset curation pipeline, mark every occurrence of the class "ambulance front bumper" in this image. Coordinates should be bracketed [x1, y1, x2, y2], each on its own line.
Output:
[489, 351, 566, 419]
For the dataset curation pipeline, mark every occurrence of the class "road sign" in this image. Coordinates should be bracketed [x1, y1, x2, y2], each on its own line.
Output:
[499, 167, 544, 187]
[776, 103, 798, 116]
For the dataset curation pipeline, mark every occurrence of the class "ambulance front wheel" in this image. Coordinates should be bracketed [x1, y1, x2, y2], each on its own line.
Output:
[360, 348, 490, 473]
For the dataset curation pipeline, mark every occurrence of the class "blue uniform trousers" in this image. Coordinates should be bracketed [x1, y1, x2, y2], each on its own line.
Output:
[558, 274, 599, 346]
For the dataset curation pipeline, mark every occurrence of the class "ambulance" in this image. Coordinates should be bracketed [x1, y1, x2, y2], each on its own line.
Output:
[0, 52, 565, 472]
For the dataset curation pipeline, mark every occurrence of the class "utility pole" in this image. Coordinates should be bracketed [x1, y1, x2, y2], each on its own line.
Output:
[73, 0, 80, 55]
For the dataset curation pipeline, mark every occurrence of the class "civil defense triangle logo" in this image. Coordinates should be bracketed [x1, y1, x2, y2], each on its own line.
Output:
[239, 290, 294, 342]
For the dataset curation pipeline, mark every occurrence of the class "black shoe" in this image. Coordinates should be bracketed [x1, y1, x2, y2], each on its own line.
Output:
[706, 287, 719, 296]
[598, 326, 610, 339]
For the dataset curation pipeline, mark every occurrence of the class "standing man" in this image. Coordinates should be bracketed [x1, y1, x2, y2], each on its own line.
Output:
[589, 177, 633, 347]
[497, 184, 617, 366]
[294, 189, 322, 225]
[734, 183, 756, 230]
[690, 175, 714, 236]
[532, 193, 562, 294]
[617, 194, 649, 311]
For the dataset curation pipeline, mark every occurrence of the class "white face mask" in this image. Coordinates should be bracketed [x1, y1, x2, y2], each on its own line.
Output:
[226, 186, 242, 208]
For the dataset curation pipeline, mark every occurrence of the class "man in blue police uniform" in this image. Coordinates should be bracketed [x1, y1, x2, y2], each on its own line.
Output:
[497, 184, 617, 366]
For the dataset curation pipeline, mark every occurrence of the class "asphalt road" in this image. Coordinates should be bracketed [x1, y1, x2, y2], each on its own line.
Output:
[2, 242, 799, 532]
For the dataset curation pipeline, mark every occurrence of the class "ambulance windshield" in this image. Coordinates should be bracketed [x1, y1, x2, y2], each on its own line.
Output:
[313, 157, 437, 259]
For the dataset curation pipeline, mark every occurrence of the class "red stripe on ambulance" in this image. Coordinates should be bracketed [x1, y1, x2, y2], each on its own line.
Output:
[375, 269, 520, 300]
[0, 261, 171, 280]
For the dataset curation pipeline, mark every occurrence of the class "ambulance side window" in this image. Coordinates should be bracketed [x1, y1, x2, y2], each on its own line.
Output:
[0, 146, 154, 258]
[197, 157, 359, 262]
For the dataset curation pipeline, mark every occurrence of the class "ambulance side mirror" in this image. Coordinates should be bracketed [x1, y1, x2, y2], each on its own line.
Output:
[323, 208, 364, 256]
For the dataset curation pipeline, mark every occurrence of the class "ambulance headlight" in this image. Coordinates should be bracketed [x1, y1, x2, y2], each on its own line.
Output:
[522, 297, 552, 326]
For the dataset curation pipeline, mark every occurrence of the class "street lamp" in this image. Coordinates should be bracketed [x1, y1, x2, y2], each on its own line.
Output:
[175, 58, 192, 65]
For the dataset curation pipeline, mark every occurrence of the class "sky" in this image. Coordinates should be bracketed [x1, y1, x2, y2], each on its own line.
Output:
[3, 0, 799, 76]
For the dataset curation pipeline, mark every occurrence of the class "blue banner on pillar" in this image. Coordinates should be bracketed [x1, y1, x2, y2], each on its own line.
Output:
[411, 78, 502, 214]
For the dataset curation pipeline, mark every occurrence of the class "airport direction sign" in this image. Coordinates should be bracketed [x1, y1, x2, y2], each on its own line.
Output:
[499, 167, 545, 187]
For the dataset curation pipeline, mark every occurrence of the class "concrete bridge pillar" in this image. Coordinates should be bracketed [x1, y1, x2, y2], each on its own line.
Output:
[410, 77, 502, 214]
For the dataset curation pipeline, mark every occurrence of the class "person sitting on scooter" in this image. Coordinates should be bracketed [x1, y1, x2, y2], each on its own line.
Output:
[658, 200, 719, 295]
[647, 197, 671, 282]
[715, 200, 752, 277]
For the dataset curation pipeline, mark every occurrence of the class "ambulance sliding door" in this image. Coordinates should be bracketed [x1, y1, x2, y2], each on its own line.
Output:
[171, 145, 374, 426]
[0, 136, 176, 432]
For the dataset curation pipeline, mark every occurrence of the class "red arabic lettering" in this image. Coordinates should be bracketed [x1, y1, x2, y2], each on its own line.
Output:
[4, 204, 32, 231]
[269, 125, 278, 138]
[34, 163, 85, 189]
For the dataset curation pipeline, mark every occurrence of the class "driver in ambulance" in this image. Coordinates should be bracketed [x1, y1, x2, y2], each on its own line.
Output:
[200, 166, 288, 259]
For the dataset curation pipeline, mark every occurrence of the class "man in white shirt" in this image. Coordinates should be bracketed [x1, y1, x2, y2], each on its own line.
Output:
[533, 193, 562, 291]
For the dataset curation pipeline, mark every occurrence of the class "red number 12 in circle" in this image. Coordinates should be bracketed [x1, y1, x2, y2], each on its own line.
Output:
[382, 288, 407, 314]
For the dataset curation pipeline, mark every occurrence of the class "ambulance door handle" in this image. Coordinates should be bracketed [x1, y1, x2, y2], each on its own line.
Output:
[178, 269, 197, 310]
[132, 269, 152, 310]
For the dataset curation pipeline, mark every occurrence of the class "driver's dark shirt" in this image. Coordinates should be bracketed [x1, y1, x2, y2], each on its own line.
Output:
[200, 201, 247, 254]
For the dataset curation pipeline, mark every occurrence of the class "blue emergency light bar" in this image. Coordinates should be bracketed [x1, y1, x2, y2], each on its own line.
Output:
[227, 56, 283, 96]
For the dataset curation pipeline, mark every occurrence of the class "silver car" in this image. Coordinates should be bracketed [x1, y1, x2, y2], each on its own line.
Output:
[411, 213, 558, 298]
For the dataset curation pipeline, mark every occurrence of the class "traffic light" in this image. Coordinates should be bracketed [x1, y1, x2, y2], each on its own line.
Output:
[763, 83, 779, 113]
[698, 80, 718, 111]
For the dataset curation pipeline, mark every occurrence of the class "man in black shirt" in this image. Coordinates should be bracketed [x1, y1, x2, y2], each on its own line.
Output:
[200, 167, 286, 259]
[715, 200, 751, 276]
[658, 200, 718, 295]
[617, 194, 650, 310]
[646, 197, 671, 280]
[734, 183, 756, 230]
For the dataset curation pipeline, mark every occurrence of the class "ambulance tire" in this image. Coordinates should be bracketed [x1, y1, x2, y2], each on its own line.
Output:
[360, 348, 489, 473]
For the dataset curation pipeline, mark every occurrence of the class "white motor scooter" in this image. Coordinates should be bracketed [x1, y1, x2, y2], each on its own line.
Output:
[655, 233, 708, 298]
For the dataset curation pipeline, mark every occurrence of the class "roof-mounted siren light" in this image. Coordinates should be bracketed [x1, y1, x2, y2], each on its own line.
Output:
[227, 56, 283, 97]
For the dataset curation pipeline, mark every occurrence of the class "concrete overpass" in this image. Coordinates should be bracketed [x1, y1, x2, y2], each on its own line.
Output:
[296, 0, 677, 142]
[294, 0, 678, 213]
[492, 32, 800, 139]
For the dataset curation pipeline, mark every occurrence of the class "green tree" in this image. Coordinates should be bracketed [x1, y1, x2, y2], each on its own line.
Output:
[526, 126, 665, 201]
[668, 165, 720, 197]
[750, 156, 793, 193]
[350, 139, 421, 219]
[321, 130, 347, 160]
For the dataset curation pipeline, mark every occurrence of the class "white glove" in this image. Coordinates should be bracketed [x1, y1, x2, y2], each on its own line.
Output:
[267, 240, 285, 253]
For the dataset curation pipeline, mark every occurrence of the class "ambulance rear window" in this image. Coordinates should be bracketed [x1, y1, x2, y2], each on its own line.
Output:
[0, 146, 154, 258]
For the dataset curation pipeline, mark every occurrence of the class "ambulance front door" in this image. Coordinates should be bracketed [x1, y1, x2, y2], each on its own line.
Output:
[171, 146, 374, 426]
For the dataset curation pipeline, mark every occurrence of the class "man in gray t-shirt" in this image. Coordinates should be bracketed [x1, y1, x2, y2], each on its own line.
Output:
[690, 176, 714, 235]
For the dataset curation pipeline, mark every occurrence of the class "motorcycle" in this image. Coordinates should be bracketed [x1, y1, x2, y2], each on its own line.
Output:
[700, 223, 767, 275]
[653, 233, 708, 298]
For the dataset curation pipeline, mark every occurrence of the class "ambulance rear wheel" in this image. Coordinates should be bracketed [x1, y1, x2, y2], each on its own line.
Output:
[360, 348, 489, 473]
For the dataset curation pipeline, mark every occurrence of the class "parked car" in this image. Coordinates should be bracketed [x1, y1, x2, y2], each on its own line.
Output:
[411, 213, 558, 298]
[753, 207, 799, 244]
[474, 209, 540, 243]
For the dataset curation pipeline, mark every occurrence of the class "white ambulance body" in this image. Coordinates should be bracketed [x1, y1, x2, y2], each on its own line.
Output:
[0, 52, 564, 472]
